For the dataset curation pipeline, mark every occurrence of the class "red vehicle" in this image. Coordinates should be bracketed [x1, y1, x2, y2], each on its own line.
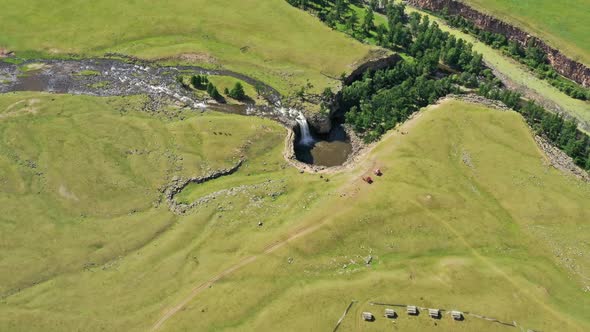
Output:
[362, 176, 373, 184]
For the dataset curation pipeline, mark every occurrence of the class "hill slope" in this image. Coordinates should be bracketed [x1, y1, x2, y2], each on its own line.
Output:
[1, 95, 588, 331]
[0, 0, 378, 94]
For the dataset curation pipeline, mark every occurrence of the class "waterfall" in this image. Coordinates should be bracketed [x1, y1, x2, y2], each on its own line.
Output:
[296, 113, 315, 146]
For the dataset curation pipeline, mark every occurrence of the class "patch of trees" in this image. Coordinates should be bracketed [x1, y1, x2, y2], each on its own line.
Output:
[287, 0, 379, 40]
[183, 74, 223, 101]
[183, 74, 250, 102]
[225, 82, 247, 101]
[340, 3, 483, 141]
[443, 11, 590, 101]
[344, 61, 458, 142]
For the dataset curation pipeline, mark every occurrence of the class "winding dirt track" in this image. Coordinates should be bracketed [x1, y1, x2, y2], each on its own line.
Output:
[150, 221, 327, 331]
[150, 107, 429, 331]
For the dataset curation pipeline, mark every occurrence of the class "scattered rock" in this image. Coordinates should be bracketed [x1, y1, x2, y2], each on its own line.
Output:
[0, 48, 14, 58]
[534, 136, 590, 182]
[164, 159, 244, 214]
[462, 150, 474, 169]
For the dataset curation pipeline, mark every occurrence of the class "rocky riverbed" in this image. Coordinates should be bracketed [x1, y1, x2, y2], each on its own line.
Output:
[0, 57, 360, 168]
[0, 58, 287, 119]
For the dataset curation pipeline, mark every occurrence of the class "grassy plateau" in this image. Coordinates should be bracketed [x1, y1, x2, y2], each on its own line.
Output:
[1, 94, 588, 331]
[0, 0, 379, 95]
[0, 1, 589, 331]
[462, 0, 590, 66]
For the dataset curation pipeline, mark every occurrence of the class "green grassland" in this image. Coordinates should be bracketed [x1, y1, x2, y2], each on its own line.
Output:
[462, 0, 590, 66]
[0, 0, 378, 95]
[162, 100, 590, 332]
[0, 92, 290, 299]
[1, 95, 588, 331]
[207, 76, 259, 103]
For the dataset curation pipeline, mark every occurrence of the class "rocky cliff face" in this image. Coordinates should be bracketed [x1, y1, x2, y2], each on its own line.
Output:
[305, 52, 402, 133]
[408, 0, 590, 87]
[343, 53, 403, 86]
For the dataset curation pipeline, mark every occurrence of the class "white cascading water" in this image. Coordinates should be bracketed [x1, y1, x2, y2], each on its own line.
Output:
[296, 113, 315, 146]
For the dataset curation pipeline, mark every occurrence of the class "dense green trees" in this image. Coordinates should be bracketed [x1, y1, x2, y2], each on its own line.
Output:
[206, 82, 222, 101]
[191, 74, 209, 89]
[343, 59, 459, 142]
[186, 74, 222, 101]
[228, 82, 246, 100]
[361, 8, 374, 35]
[339, 1, 483, 141]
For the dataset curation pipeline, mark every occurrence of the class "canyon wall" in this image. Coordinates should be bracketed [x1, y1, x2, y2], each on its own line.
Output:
[343, 53, 403, 86]
[407, 0, 590, 87]
[306, 52, 402, 133]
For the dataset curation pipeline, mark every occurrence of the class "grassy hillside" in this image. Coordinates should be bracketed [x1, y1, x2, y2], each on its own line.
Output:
[1, 95, 588, 331]
[0, 0, 378, 94]
[0, 92, 289, 298]
[162, 100, 590, 332]
[462, 0, 590, 66]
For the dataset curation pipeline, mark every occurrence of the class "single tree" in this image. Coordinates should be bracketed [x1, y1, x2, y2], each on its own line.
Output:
[254, 82, 264, 96]
[346, 11, 358, 32]
[362, 8, 375, 35]
[229, 82, 246, 100]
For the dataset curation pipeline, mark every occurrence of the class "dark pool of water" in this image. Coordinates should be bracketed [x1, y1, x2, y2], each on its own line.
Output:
[294, 123, 352, 167]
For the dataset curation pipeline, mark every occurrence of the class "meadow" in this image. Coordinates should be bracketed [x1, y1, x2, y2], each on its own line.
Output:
[1, 94, 588, 331]
[0, 2, 589, 330]
[0, 0, 377, 95]
[0, 92, 291, 299]
[162, 100, 590, 332]
[462, 0, 590, 66]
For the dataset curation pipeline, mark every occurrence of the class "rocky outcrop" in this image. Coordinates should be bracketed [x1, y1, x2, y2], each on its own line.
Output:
[306, 111, 332, 134]
[445, 93, 512, 111]
[408, 0, 590, 87]
[164, 159, 244, 214]
[344, 53, 403, 86]
[0, 49, 14, 58]
[535, 136, 590, 182]
[304, 52, 403, 134]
